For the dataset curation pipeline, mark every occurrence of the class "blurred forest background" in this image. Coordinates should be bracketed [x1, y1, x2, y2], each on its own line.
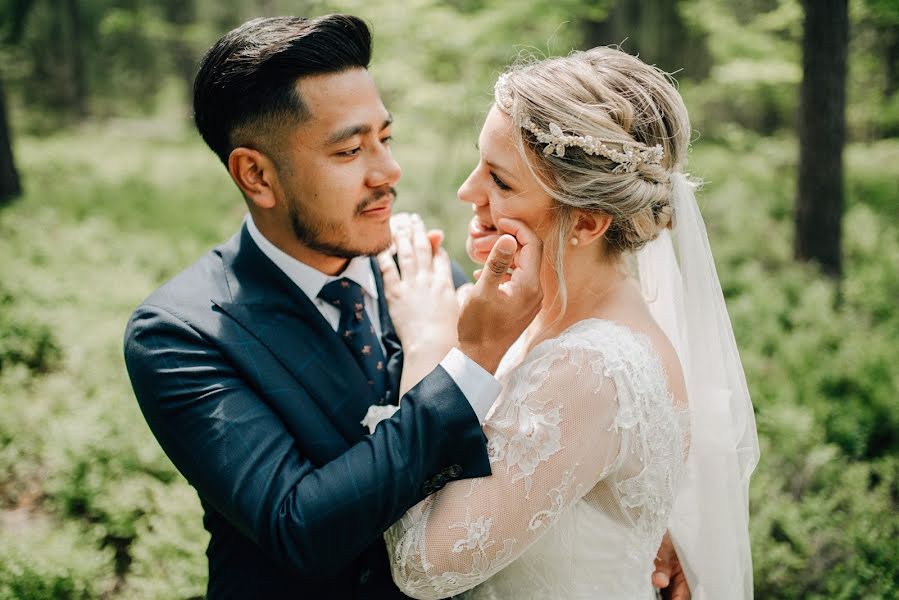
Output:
[0, 0, 897, 598]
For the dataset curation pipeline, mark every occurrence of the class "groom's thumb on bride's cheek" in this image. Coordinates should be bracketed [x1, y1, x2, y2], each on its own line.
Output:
[480, 235, 515, 286]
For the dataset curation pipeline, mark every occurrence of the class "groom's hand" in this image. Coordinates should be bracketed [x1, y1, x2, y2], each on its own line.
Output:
[457, 218, 542, 374]
[653, 532, 690, 600]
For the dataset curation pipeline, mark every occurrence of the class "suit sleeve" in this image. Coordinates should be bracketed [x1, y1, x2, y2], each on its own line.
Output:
[450, 260, 470, 289]
[124, 303, 491, 578]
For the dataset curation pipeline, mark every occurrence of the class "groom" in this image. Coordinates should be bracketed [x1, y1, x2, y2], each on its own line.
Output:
[125, 13, 689, 600]
[124, 14, 541, 599]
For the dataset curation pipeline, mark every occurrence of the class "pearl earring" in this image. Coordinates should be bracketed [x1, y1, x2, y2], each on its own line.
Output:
[570, 237, 579, 246]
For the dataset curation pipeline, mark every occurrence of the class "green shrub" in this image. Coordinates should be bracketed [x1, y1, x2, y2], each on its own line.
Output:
[0, 521, 114, 600]
[0, 306, 62, 374]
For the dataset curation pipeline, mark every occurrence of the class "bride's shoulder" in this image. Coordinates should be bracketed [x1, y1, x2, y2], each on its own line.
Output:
[507, 319, 662, 388]
[527, 318, 660, 368]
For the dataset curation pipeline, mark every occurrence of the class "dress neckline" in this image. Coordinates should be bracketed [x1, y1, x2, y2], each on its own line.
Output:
[499, 317, 671, 392]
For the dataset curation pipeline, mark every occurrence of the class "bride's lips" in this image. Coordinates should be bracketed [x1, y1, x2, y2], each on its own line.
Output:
[468, 216, 502, 255]
[469, 216, 500, 238]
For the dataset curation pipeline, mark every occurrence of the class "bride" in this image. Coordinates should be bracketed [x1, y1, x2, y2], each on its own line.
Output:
[374, 48, 759, 599]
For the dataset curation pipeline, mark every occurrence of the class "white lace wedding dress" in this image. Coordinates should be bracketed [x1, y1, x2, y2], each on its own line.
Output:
[383, 318, 689, 599]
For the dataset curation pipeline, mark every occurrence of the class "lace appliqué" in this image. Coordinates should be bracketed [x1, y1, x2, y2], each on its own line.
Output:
[387, 472, 585, 599]
[485, 358, 564, 497]
[528, 469, 581, 532]
[568, 323, 686, 564]
[387, 485, 519, 598]
[386, 319, 687, 600]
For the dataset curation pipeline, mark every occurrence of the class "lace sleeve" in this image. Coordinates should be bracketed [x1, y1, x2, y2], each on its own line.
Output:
[385, 337, 634, 599]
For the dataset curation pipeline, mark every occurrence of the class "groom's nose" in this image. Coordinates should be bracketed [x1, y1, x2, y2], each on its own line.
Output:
[365, 150, 402, 189]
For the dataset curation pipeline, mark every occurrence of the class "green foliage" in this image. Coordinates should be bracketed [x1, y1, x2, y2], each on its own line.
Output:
[0, 1, 897, 598]
[686, 138, 899, 598]
[678, 0, 801, 137]
[0, 521, 114, 599]
[0, 309, 61, 374]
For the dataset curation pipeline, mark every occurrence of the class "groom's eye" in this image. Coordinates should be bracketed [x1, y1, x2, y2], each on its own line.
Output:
[336, 147, 361, 157]
[491, 172, 512, 191]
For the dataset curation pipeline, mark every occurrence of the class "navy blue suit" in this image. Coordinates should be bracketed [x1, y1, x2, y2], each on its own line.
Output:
[124, 224, 491, 598]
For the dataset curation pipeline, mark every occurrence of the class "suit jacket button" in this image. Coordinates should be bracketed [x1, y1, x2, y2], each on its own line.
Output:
[447, 464, 462, 478]
[359, 568, 371, 584]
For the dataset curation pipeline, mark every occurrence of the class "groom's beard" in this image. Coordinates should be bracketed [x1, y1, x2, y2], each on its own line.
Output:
[288, 187, 396, 259]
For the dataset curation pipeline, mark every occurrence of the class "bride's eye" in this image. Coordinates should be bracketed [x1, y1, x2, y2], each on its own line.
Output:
[491, 172, 512, 191]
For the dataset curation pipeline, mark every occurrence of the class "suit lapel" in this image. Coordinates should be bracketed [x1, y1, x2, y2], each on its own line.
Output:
[371, 258, 404, 405]
[212, 225, 379, 442]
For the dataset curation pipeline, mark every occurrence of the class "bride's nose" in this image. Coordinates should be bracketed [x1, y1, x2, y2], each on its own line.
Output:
[457, 169, 487, 207]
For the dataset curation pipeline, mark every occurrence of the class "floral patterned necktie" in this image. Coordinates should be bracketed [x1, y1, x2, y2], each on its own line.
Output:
[318, 277, 388, 403]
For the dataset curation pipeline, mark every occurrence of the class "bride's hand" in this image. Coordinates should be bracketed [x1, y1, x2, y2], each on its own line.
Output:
[392, 211, 445, 259]
[378, 214, 459, 395]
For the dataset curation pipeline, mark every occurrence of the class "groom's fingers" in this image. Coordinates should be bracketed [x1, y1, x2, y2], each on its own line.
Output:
[473, 269, 511, 284]
[653, 532, 690, 600]
[652, 571, 670, 588]
[496, 217, 541, 292]
[476, 235, 517, 293]
[455, 282, 474, 307]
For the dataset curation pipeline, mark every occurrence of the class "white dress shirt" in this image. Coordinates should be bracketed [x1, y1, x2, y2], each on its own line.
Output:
[245, 215, 499, 423]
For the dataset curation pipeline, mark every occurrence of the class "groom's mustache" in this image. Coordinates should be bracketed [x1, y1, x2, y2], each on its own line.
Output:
[356, 187, 397, 215]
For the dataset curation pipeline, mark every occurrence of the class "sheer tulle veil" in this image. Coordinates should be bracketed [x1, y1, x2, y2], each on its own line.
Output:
[636, 172, 760, 600]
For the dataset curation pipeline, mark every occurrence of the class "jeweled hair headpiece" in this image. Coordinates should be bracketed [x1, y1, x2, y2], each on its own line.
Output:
[494, 73, 665, 174]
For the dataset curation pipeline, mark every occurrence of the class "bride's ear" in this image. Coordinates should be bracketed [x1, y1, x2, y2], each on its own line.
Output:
[570, 211, 612, 247]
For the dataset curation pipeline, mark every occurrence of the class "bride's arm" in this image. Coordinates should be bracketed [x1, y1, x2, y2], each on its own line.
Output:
[384, 342, 625, 599]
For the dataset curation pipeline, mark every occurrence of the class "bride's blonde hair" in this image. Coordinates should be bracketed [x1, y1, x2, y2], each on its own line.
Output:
[495, 47, 692, 303]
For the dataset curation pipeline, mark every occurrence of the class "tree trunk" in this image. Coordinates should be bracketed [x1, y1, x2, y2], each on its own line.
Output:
[583, 0, 711, 80]
[885, 32, 899, 97]
[0, 76, 22, 204]
[63, 0, 87, 118]
[795, 0, 848, 278]
[163, 0, 198, 115]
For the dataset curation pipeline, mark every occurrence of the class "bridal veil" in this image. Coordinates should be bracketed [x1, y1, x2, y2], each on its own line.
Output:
[636, 172, 760, 600]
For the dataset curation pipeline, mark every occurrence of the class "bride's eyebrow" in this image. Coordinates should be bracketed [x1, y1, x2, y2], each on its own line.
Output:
[486, 159, 519, 184]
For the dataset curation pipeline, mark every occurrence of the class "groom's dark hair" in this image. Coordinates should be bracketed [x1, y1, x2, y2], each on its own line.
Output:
[193, 14, 372, 165]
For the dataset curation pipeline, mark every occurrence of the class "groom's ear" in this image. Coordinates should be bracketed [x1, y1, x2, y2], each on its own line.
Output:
[228, 147, 278, 210]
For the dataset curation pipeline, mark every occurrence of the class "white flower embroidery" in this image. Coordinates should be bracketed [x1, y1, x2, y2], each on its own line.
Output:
[505, 405, 562, 497]
[451, 516, 493, 553]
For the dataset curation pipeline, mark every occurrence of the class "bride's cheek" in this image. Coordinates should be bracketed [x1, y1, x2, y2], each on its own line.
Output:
[466, 236, 481, 263]
[473, 235, 498, 253]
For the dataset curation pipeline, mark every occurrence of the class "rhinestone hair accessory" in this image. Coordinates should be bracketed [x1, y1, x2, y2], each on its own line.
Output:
[494, 73, 665, 174]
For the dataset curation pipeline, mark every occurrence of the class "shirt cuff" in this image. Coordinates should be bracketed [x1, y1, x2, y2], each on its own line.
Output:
[439, 347, 502, 424]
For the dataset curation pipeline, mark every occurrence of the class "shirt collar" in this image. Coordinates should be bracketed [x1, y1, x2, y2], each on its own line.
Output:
[244, 214, 379, 302]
